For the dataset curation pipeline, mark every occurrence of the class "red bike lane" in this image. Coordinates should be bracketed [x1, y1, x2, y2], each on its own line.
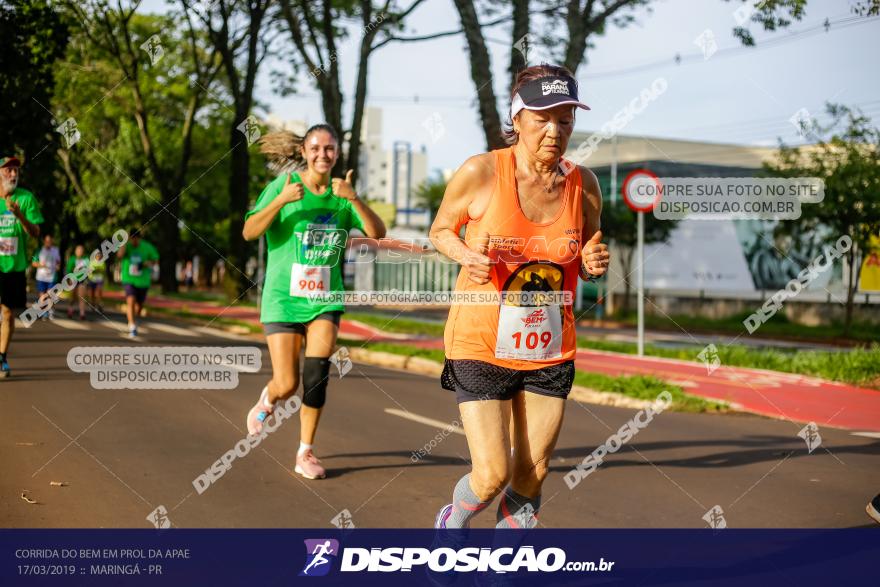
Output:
[574, 348, 880, 433]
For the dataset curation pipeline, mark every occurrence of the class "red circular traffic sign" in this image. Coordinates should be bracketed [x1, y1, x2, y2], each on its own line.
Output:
[621, 169, 662, 213]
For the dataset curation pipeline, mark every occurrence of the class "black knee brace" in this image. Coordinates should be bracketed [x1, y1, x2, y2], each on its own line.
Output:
[302, 357, 331, 409]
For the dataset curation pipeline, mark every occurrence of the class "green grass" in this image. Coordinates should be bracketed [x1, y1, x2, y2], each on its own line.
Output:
[573, 371, 726, 413]
[104, 283, 257, 306]
[161, 290, 229, 303]
[160, 290, 257, 307]
[578, 337, 880, 389]
[337, 338, 446, 362]
[344, 311, 445, 337]
[148, 305, 262, 334]
[338, 338, 724, 413]
[605, 309, 879, 344]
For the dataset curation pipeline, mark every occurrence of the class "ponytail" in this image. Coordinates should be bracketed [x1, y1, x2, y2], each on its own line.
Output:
[259, 123, 340, 173]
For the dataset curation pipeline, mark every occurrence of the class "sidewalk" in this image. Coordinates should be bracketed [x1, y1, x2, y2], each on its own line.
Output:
[108, 290, 880, 432]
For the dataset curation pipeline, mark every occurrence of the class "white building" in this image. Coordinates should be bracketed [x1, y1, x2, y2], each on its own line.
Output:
[358, 107, 429, 227]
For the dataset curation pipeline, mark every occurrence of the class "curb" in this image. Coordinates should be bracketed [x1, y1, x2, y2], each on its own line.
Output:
[346, 347, 660, 410]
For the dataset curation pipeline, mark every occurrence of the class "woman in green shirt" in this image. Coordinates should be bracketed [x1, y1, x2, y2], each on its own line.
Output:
[66, 245, 90, 320]
[86, 250, 106, 313]
[243, 123, 386, 480]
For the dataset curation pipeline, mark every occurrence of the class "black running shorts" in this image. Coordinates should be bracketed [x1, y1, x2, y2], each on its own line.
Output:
[263, 311, 343, 336]
[0, 271, 27, 309]
[441, 358, 575, 404]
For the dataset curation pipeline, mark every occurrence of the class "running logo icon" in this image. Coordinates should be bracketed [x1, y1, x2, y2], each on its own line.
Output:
[521, 308, 547, 328]
[300, 539, 339, 577]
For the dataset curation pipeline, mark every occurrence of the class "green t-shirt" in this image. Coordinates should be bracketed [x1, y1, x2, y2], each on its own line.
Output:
[0, 187, 44, 273]
[89, 258, 106, 282]
[246, 172, 365, 323]
[120, 240, 159, 288]
[66, 256, 90, 281]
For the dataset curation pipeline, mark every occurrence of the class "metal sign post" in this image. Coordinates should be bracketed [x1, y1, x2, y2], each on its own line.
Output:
[621, 169, 662, 357]
[636, 211, 644, 356]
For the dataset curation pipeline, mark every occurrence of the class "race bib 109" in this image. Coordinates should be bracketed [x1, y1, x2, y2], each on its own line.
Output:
[494, 304, 563, 360]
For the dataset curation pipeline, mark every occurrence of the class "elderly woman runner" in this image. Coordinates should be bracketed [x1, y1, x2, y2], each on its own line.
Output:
[429, 64, 610, 528]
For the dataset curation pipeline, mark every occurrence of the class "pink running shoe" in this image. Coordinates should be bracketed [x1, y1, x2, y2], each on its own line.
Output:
[246, 386, 274, 436]
[295, 449, 326, 480]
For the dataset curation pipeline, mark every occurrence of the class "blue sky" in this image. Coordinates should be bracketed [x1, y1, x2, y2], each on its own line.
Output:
[147, 0, 880, 173]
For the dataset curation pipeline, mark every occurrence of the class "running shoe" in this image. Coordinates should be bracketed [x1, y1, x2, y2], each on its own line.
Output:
[67, 307, 74, 318]
[295, 448, 326, 480]
[0, 359, 9, 378]
[867, 493, 880, 525]
[128, 325, 137, 338]
[48, 309, 55, 320]
[79, 312, 86, 321]
[434, 504, 453, 529]
[246, 386, 274, 436]
[427, 504, 465, 587]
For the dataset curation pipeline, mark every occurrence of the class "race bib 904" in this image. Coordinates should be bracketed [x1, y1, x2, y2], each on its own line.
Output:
[290, 263, 331, 297]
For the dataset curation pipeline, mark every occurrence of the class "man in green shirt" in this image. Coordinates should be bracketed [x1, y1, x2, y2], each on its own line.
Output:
[0, 156, 43, 377]
[117, 232, 159, 337]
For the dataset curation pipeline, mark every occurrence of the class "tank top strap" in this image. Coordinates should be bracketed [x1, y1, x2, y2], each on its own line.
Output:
[488, 147, 516, 219]
[562, 158, 583, 228]
[469, 147, 512, 237]
[496, 147, 515, 196]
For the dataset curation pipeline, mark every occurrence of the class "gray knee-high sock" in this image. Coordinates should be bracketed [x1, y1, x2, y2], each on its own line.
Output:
[446, 474, 493, 528]
[495, 486, 541, 529]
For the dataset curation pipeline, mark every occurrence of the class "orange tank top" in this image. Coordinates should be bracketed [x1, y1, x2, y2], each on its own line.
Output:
[444, 147, 583, 370]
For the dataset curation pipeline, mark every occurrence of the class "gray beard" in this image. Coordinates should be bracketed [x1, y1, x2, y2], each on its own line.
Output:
[1, 178, 17, 194]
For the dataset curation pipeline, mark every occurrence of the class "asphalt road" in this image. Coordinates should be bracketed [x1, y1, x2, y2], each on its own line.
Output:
[1, 311, 878, 529]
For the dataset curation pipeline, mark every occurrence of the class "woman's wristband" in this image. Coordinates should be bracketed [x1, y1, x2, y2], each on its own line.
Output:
[580, 260, 600, 281]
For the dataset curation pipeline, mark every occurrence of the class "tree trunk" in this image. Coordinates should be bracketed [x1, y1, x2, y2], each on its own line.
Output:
[844, 247, 858, 336]
[563, 0, 589, 74]
[508, 0, 529, 92]
[346, 19, 374, 186]
[619, 246, 634, 315]
[155, 191, 181, 293]
[453, 0, 505, 151]
[224, 114, 252, 298]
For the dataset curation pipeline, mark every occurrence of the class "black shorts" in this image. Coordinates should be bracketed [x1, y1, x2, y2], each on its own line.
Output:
[123, 284, 149, 305]
[0, 271, 27, 309]
[441, 358, 575, 404]
[263, 311, 343, 336]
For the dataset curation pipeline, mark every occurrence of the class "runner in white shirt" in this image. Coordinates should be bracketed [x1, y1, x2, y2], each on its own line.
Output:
[32, 234, 61, 320]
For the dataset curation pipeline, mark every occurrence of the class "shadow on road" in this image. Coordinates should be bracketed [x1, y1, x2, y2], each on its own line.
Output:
[318, 436, 880, 477]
